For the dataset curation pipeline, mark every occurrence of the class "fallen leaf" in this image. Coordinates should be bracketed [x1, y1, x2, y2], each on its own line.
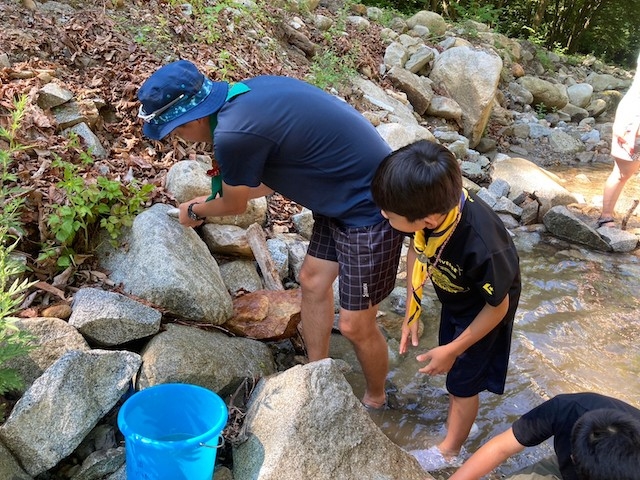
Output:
[33, 281, 67, 300]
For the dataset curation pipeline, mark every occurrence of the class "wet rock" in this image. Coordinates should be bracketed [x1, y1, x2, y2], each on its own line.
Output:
[543, 205, 611, 251]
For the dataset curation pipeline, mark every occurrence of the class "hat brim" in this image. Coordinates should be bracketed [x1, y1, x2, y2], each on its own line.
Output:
[142, 81, 228, 140]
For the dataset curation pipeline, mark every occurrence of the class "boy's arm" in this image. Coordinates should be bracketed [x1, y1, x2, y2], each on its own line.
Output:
[445, 295, 509, 357]
[400, 240, 420, 353]
[416, 296, 508, 374]
[449, 427, 525, 480]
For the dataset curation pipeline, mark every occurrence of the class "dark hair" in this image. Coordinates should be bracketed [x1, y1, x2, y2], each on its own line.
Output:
[371, 140, 462, 221]
[571, 408, 640, 480]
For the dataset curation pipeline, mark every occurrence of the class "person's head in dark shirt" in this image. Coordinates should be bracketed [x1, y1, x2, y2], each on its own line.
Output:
[571, 408, 640, 479]
[371, 140, 462, 229]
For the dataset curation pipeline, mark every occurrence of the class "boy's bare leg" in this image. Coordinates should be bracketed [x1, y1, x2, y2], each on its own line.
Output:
[339, 305, 388, 408]
[299, 255, 339, 362]
[439, 394, 479, 456]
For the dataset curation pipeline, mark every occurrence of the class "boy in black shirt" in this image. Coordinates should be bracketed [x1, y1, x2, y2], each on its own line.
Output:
[450, 392, 640, 480]
[371, 140, 521, 471]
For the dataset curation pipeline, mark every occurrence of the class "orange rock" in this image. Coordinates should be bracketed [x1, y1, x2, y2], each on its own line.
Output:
[226, 289, 302, 341]
[511, 63, 525, 78]
[41, 304, 72, 320]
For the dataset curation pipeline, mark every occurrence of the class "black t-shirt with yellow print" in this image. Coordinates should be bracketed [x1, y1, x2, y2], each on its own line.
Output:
[418, 192, 521, 396]
[422, 192, 521, 319]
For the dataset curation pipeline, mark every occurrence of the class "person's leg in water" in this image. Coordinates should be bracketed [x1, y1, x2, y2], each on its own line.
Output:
[300, 216, 402, 409]
[339, 304, 388, 408]
[334, 219, 402, 408]
[600, 157, 640, 226]
[299, 254, 338, 363]
[299, 255, 389, 408]
[438, 393, 479, 457]
[415, 313, 513, 470]
[410, 394, 479, 471]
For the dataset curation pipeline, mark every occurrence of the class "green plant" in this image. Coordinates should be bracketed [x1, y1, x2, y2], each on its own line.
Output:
[168, 0, 247, 45]
[199, 4, 226, 44]
[307, 49, 358, 90]
[535, 102, 548, 119]
[0, 231, 35, 418]
[133, 25, 154, 45]
[536, 48, 554, 72]
[114, 7, 173, 55]
[41, 155, 154, 268]
[0, 96, 35, 421]
[375, 6, 405, 29]
[0, 95, 29, 237]
[307, 4, 359, 90]
[217, 49, 236, 80]
[451, 1, 502, 27]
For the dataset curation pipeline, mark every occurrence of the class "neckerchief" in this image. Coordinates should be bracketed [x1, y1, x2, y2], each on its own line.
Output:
[407, 189, 468, 325]
[206, 82, 251, 200]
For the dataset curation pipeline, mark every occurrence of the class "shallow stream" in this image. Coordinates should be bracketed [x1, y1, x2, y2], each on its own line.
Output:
[339, 163, 640, 478]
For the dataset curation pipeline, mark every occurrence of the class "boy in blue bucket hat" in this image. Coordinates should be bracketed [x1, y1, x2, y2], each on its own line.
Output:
[137, 60, 404, 410]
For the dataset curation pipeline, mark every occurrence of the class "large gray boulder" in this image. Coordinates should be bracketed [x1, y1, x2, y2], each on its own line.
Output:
[429, 45, 503, 147]
[69, 288, 162, 346]
[233, 359, 433, 480]
[96, 203, 233, 325]
[4, 317, 89, 393]
[491, 156, 580, 219]
[136, 324, 276, 397]
[543, 206, 611, 251]
[0, 350, 140, 476]
[517, 76, 569, 109]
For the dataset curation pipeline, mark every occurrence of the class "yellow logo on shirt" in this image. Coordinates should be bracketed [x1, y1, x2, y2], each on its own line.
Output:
[482, 282, 494, 295]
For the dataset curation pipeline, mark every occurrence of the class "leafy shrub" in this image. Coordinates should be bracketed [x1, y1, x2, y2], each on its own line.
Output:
[0, 95, 35, 422]
[0, 232, 35, 411]
[40, 155, 154, 269]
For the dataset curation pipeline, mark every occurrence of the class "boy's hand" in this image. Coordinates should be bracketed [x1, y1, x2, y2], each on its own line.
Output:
[416, 344, 457, 375]
[399, 318, 419, 354]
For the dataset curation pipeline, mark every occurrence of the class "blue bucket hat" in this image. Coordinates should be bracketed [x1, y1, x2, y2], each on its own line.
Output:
[137, 60, 229, 140]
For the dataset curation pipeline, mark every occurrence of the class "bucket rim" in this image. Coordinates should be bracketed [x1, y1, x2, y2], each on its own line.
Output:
[117, 383, 228, 450]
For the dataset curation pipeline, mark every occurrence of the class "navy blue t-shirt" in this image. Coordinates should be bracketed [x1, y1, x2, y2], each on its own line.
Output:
[213, 76, 392, 227]
[512, 392, 640, 480]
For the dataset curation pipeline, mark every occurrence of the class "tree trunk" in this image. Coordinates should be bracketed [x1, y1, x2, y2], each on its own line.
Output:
[565, 0, 606, 53]
[533, 0, 549, 29]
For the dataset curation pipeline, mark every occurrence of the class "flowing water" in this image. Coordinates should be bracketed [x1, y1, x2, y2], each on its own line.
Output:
[339, 163, 640, 478]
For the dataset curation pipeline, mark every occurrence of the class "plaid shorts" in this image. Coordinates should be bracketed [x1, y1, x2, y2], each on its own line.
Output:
[307, 215, 404, 311]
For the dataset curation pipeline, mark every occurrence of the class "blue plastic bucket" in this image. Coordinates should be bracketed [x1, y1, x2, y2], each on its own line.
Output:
[117, 383, 228, 480]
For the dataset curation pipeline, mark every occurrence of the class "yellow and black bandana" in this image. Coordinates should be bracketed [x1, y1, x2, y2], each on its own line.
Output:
[407, 188, 468, 325]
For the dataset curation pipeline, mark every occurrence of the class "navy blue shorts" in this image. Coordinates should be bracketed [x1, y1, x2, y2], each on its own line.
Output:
[441, 306, 515, 398]
[307, 215, 404, 311]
